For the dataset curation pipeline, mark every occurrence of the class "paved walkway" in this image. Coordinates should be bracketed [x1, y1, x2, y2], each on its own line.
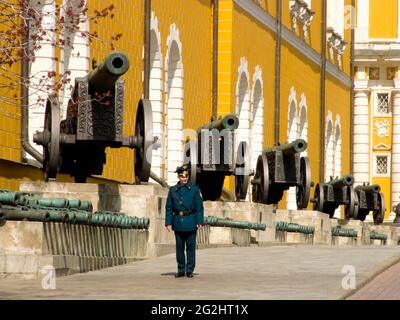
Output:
[1, 245, 400, 300]
[347, 260, 400, 300]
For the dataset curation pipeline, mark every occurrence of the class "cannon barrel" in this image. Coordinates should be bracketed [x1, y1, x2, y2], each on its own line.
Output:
[263, 139, 307, 156]
[87, 51, 130, 91]
[328, 174, 354, 188]
[204, 216, 266, 231]
[198, 114, 239, 132]
[355, 184, 381, 194]
[0, 190, 93, 212]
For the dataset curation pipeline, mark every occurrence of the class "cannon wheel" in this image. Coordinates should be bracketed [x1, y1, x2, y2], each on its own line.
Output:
[312, 183, 324, 212]
[296, 157, 311, 209]
[184, 140, 198, 185]
[252, 153, 269, 204]
[235, 141, 250, 200]
[373, 192, 386, 225]
[344, 186, 357, 219]
[351, 190, 360, 220]
[43, 96, 60, 182]
[134, 99, 153, 183]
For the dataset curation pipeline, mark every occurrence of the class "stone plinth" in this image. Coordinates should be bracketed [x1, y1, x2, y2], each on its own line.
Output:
[0, 221, 148, 279]
[203, 201, 275, 243]
[330, 219, 368, 245]
[275, 210, 331, 245]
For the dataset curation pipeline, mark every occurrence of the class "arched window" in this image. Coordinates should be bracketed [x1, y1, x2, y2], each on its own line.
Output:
[149, 12, 163, 179]
[59, 0, 90, 119]
[333, 115, 342, 218]
[325, 112, 334, 182]
[235, 58, 251, 155]
[333, 115, 342, 179]
[28, 0, 57, 158]
[298, 93, 308, 157]
[250, 66, 264, 171]
[286, 86, 298, 210]
[165, 24, 184, 185]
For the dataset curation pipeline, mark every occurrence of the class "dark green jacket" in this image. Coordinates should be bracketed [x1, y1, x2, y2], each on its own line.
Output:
[165, 181, 204, 231]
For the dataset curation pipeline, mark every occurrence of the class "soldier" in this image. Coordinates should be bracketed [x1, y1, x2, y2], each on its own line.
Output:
[165, 164, 204, 278]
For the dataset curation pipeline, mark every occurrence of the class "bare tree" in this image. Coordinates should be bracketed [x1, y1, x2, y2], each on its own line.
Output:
[0, 0, 119, 112]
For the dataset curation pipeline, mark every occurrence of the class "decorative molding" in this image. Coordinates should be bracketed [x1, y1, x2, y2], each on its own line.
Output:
[150, 11, 162, 60]
[374, 120, 390, 137]
[289, 0, 315, 38]
[233, 0, 351, 88]
[373, 143, 391, 151]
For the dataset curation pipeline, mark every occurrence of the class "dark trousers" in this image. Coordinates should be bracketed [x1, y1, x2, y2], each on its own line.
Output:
[174, 230, 197, 274]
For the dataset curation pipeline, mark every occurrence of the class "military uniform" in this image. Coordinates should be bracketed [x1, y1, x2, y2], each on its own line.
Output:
[165, 165, 204, 277]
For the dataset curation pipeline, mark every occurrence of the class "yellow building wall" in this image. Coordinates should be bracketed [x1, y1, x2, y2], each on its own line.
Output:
[279, 43, 322, 209]
[0, 16, 22, 165]
[89, 0, 144, 183]
[369, 0, 398, 39]
[282, 0, 323, 56]
[219, 2, 276, 191]
[152, 0, 213, 131]
[325, 75, 351, 176]
[371, 114, 392, 219]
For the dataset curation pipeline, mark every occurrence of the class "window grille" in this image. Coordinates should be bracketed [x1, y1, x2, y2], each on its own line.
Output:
[376, 156, 388, 175]
[376, 93, 390, 115]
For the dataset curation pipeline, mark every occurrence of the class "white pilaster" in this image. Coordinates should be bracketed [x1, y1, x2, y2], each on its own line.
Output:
[353, 88, 371, 185]
[391, 86, 400, 211]
[355, 0, 369, 42]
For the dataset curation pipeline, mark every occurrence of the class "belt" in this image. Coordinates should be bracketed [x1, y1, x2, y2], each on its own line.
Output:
[174, 210, 194, 216]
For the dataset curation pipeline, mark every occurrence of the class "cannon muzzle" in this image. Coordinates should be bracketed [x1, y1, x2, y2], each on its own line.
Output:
[355, 184, 381, 194]
[263, 139, 307, 156]
[198, 114, 239, 132]
[87, 51, 130, 91]
[328, 174, 354, 188]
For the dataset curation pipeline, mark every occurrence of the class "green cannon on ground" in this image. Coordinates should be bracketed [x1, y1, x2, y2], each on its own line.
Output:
[275, 221, 315, 234]
[33, 52, 158, 183]
[311, 174, 357, 219]
[185, 114, 252, 201]
[353, 184, 385, 225]
[331, 226, 358, 238]
[204, 216, 266, 231]
[0, 190, 149, 229]
[251, 139, 312, 209]
[0, 190, 93, 212]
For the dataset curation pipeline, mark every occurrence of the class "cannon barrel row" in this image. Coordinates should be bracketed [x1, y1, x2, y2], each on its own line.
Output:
[0, 206, 149, 229]
[263, 139, 307, 156]
[87, 51, 130, 91]
[197, 114, 239, 132]
[275, 221, 315, 234]
[204, 216, 266, 231]
[331, 226, 358, 238]
[370, 231, 387, 241]
[327, 174, 354, 188]
[355, 184, 381, 194]
[0, 190, 93, 212]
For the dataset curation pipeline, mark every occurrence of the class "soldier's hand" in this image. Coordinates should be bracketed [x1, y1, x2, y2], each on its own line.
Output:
[166, 225, 172, 232]
[197, 224, 203, 229]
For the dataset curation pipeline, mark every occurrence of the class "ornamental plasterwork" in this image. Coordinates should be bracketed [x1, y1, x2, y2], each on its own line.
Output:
[374, 120, 390, 137]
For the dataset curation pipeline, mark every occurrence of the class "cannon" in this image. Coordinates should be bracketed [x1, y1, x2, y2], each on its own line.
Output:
[204, 216, 266, 231]
[394, 203, 400, 223]
[251, 139, 312, 209]
[353, 184, 385, 224]
[183, 114, 251, 201]
[310, 174, 357, 218]
[33, 52, 158, 183]
[0, 190, 93, 212]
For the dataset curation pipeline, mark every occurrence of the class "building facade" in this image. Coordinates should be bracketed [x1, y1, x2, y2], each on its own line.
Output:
[354, 0, 399, 220]
[0, 0, 352, 214]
